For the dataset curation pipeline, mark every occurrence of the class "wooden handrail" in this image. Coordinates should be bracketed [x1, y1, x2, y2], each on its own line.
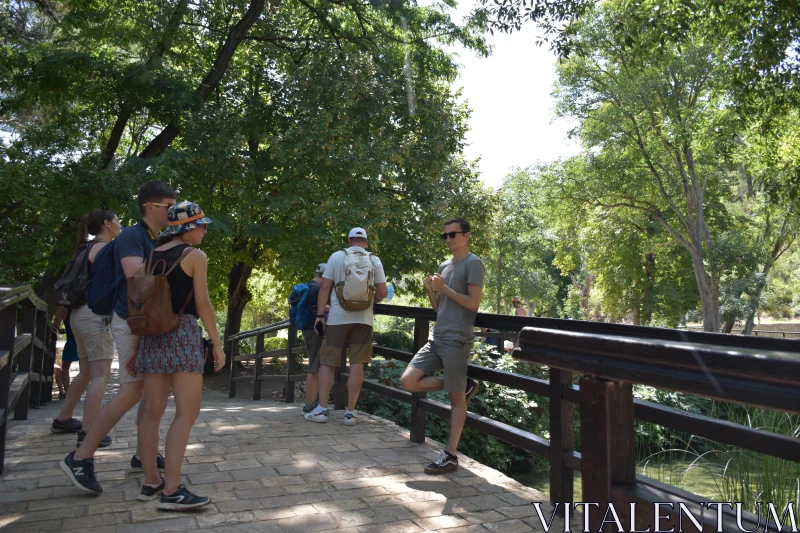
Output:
[0, 283, 57, 474]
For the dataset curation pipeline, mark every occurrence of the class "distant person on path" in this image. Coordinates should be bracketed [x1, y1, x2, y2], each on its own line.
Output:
[51, 209, 121, 444]
[511, 296, 527, 317]
[53, 307, 80, 398]
[305, 228, 387, 425]
[400, 217, 485, 475]
[61, 181, 176, 494]
[127, 201, 224, 509]
[302, 263, 329, 415]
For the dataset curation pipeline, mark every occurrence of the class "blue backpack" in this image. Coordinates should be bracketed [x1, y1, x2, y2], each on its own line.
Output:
[288, 283, 312, 330]
[84, 239, 121, 316]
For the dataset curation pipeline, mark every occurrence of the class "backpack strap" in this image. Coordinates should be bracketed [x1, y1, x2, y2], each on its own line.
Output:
[170, 247, 195, 316]
[165, 246, 195, 276]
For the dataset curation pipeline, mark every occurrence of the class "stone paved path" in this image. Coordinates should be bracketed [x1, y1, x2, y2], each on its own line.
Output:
[0, 364, 580, 532]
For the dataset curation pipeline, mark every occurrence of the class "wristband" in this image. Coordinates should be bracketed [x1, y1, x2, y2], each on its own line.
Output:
[316, 314, 325, 318]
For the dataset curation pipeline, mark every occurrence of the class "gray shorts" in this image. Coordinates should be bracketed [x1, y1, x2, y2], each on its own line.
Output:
[302, 329, 322, 374]
[408, 338, 472, 393]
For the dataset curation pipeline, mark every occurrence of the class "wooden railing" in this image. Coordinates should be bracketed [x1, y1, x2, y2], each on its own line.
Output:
[227, 305, 800, 532]
[678, 325, 800, 337]
[0, 285, 58, 474]
[515, 327, 800, 532]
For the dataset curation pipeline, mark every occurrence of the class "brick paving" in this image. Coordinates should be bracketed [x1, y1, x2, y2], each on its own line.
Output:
[0, 363, 580, 532]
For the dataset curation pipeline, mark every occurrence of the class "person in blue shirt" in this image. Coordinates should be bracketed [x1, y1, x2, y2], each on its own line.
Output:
[62, 181, 177, 495]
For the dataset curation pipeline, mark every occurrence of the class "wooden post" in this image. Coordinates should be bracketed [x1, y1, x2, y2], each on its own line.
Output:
[37, 310, 52, 406]
[409, 318, 429, 443]
[253, 333, 264, 401]
[333, 340, 347, 410]
[228, 339, 238, 398]
[25, 305, 42, 409]
[549, 368, 574, 518]
[15, 304, 35, 418]
[0, 306, 16, 474]
[285, 326, 296, 403]
[580, 375, 635, 532]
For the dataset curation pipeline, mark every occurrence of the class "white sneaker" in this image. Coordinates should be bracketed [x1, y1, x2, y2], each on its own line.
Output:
[344, 412, 358, 426]
[304, 407, 328, 423]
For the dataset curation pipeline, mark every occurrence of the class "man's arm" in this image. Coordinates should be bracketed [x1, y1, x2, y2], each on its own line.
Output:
[374, 282, 387, 302]
[314, 278, 333, 334]
[120, 254, 146, 370]
[431, 274, 482, 312]
[120, 256, 145, 278]
[423, 272, 440, 313]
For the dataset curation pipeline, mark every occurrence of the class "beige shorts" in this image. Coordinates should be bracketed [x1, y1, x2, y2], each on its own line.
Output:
[112, 312, 143, 385]
[320, 324, 373, 367]
[71, 305, 114, 362]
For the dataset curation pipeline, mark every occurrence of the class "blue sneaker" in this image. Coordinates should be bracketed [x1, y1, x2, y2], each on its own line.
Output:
[157, 484, 210, 510]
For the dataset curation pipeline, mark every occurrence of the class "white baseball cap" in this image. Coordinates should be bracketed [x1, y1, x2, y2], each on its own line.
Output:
[348, 227, 368, 239]
[315, 263, 327, 274]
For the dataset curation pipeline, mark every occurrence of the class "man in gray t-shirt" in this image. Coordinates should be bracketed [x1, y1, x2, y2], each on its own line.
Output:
[401, 217, 485, 476]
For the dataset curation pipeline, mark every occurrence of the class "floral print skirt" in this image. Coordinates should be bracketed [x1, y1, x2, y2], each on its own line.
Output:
[134, 314, 204, 374]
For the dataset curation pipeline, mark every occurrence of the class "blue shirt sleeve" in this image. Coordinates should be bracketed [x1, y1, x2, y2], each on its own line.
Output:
[115, 226, 148, 262]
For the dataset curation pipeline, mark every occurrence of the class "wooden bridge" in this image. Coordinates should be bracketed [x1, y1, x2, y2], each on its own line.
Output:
[1, 285, 798, 532]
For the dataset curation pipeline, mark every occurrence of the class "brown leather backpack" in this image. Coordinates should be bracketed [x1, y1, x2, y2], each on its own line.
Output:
[127, 246, 194, 337]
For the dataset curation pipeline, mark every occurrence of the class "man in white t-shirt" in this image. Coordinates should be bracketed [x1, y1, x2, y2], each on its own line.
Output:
[305, 228, 387, 425]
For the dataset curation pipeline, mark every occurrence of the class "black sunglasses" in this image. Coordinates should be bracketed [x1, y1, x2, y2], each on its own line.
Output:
[440, 231, 465, 240]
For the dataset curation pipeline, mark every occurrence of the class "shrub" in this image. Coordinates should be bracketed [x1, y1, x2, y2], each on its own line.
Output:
[374, 331, 413, 352]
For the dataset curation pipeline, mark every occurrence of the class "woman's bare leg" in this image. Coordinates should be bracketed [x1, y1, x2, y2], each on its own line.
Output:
[164, 373, 202, 493]
[138, 373, 170, 486]
[82, 359, 112, 431]
[57, 358, 89, 420]
[63, 361, 73, 392]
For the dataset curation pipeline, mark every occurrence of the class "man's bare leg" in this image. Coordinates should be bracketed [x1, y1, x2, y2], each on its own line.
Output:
[446, 392, 467, 455]
[316, 364, 335, 409]
[346, 363, 365, 411]
[74, 381, 143, 460]
[400, 367, 444, 393]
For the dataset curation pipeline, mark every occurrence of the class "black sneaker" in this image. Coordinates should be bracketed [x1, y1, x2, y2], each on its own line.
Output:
[465, 378, 480, 404]
[139, 476, 166, 501]
[76, 430, 112, 448]
[157, 484, 210, 510]
[60, 451, 103, 494]
[424, 451, 458, 475]
[131, 453, 166, 472]
[58, 392, 66, 400]
[51, 417, 82, 434]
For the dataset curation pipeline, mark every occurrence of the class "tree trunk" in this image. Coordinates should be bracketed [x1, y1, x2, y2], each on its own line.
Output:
[741, 233, 795, 335]
[689, 250, 720, 332]
[101, 0, 190, 167]
[139, 0, 266, 160]
[222, 262, 254, 369]
[640, 252, 655, 326]
[495, 253, 502, 314]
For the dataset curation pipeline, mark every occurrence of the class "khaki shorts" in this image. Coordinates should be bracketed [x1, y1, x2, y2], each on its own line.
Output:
[71, 305, 114, 362]
[408, 338, 472, 393]
[302, 329, 322, 374]
[319, 324, 373, 367]
[112, 312, 143, 385]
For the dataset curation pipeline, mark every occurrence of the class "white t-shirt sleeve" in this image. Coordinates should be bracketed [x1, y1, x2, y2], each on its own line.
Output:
[323, 251, 342, 282]
[372, 256, 386, 284]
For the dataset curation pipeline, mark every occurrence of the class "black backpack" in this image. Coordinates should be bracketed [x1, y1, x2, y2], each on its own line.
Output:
[53, 239, 104, 309]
